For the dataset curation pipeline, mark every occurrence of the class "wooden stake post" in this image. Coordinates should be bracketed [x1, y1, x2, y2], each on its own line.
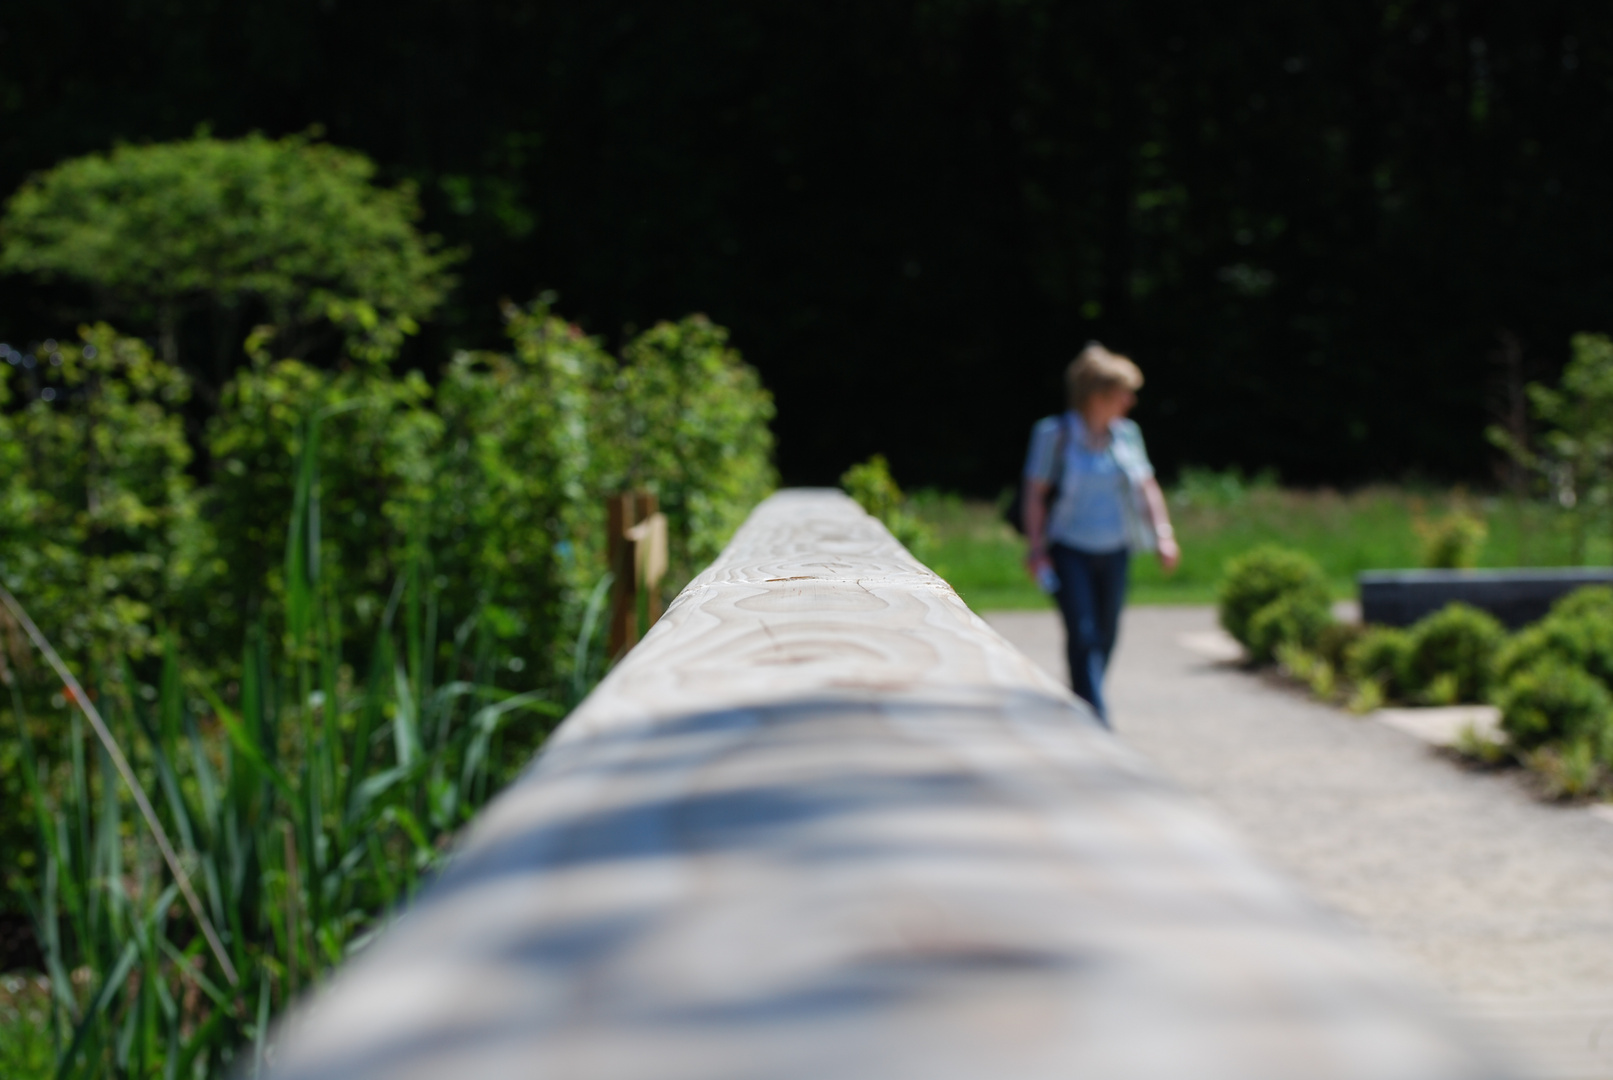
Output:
[607, 491, 669, 658]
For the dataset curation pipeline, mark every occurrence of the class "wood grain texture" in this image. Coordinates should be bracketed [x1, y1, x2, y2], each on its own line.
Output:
[268, 490, 1511, 1080]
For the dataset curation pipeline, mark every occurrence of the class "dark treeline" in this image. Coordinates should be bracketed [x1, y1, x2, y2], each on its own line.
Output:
[2, 0, 1611, 491]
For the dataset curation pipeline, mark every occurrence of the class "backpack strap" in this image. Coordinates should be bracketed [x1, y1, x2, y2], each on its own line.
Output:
[1049, 412, 1071, 491]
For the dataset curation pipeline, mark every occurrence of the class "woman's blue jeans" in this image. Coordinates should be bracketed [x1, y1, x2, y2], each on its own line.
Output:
[1049, 544, 1128, 725]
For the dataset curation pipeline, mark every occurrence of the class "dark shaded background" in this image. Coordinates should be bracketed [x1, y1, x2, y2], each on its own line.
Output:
[2, 1, 1610, 491]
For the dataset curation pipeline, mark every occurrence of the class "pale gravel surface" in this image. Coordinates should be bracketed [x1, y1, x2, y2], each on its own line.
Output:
[985, 605, 1613, 1080]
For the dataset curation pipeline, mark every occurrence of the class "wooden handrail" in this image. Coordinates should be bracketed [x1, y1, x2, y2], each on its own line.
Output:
[269, 490, 1503, 1079]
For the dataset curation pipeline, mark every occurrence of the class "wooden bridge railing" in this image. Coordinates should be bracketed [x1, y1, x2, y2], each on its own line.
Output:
[268, 490, 1505, 1079]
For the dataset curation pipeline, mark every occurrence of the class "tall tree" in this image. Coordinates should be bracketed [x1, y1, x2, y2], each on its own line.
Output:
[1, 133, 459, 393]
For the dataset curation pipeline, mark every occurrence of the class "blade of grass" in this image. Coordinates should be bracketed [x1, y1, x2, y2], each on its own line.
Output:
[54, 939, 138, 1080]
[572, 571, 615, 704]
[0, 583, 240, 987]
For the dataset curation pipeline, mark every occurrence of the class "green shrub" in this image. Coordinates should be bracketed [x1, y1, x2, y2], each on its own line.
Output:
[0, 325, 198, 665]
[611, 313, 778, 576]
[1549, 585, 1613, 623]
[1416, 510, 1487, 569]
[432, 304, 619, 693]
[205, 352, 442, 667]
[1217, 545, 1331, 652]
[1345, 626, 1413, 698]
[841, 454, 932, 555]
[1495, 612, 1613, 690]
[1495, 659, 1613, 751]
[1400, 602, 1506, 704]
[1246, 590, 1332, 664]
[0, 132, 459, 370]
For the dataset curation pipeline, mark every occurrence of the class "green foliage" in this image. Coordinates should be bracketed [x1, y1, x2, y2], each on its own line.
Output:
[431, 303, 616, 689]
[1314, 620, 1366, 671]
[0, 325, 198, 665]
[1168, 465, 1279, 509]
[0, 133, 459, 368]
[8, 438, 562, 1079]
[1525, 740, 1606, 800]
[1344, 626, 1413, 699]
[1400, 603, 1505, 705]
[0, 289, 781, 1071]
[0, 975, 53, 1078]
[1493, 583, 1613, 792]
[1549, 585, 1613, 623]
[1246, 590, 1332, 664]
[840, 455, 932, 555]
[1275, 642, 1337, 700]
[1489, 333, 1613, 562]
[1216, 544, 1331, 659]
[1496, 659, 1613, 753]
[1494, 607, 1613, 692]
[612, 314, 778, 575]
[204, 353, 442, 663]
[1452, 721, 1512, 767]
[842, 454, 905, 524]
[1416, 511, 1487, 569]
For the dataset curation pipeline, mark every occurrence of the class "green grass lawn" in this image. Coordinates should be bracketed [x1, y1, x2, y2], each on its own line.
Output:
[911, 477, 1613, 613]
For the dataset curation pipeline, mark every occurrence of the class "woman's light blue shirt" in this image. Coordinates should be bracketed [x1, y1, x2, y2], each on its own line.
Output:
[1023, 412, 1156, 554]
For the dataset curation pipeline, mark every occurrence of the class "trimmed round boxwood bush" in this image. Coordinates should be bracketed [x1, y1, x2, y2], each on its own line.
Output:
[1495, 612, 1613, 689]
[1495, 659, 1613, 751]
[1246, 591, 1333, 664]
[1549, 585, 1613, 623]
[1345, 626, 1413, 697]
[1218, 545, 1331, 653]
[1400, 602, 1506, 704]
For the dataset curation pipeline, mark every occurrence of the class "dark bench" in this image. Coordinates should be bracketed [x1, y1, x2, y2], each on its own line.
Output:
[1360, 568, 1613, 629]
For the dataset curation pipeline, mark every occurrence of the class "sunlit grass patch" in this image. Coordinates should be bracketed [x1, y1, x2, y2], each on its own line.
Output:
[913, 478, 1609, 613]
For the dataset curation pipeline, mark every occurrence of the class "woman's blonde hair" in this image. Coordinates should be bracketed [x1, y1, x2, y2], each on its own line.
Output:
[1066, 342, 1143, 410]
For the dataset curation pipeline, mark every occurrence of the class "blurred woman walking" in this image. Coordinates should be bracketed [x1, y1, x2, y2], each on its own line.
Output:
[1021, 343, 1179, 725]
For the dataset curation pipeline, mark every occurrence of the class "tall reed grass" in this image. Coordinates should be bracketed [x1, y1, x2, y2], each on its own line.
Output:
[5, 410, 574, 1078]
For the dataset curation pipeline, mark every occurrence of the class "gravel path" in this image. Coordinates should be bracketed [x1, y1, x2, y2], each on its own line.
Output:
[985, 605, 1613, 1080]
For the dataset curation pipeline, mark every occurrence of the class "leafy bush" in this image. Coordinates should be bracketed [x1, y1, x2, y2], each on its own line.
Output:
[1344, 626, 1413, 698]
[1549, 584, 1613, 623]
[841, 454, 932, 555]
[1246, 590, 1332, 664]
[1217, 545, 1331, 657]
[610, 313, 778, 577]
[1488, 332, 1613, 563]
[7, 446, 562, 1078]
[1, 301, 779, 975]
[1416, 511, 1487, 569]
[0, 133, 459, 370]
[431, 303, 619, 690]
[204, 352, 442, 666]
[0, 293, 781, 1074]
[0, 325, 199, 665]
[1494, 610, 1613, 690]
[1495, 659, 1613, 751]
[1400, 602, 1506, 704]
